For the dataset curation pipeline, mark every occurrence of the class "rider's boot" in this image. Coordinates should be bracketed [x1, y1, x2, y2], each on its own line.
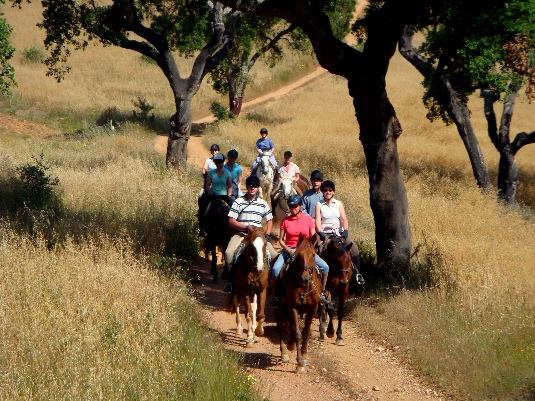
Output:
[351, 253, 364, 284]
[223, 263, 233, 293]
[321, 273, 336, 314]
[267, 275, 279, 308]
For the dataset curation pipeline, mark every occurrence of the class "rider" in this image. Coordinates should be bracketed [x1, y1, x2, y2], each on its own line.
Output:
[314, 180, 360, 277]
[274, 150, 300, 189]
[302, 170, 324, 218]
[224, 149, 243, 198]
[267, 194, 332, 310]
[223, 175, 277, 293]
[202, 143, 220, 175]
[250, 127, 277, 174]
[198, 153, 233, 237]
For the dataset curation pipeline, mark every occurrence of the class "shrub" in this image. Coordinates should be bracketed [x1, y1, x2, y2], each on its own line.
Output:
[132, 96, 155, 122]
[210, 101, 235, 121]
[21, 44, 45, 64]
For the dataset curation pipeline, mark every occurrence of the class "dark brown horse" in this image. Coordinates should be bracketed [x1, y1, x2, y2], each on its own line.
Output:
[275, 235, 320, 373]
[202, 198, 231, 283]
[225, 227, 269, 347]
[318, 235, 362, 346]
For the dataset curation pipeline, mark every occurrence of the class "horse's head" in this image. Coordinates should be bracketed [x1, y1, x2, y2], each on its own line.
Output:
[291, 235, 317, 287]
[243, 226, 267, 274]
[279, 177, 294, 199]
[325, 236, 353, 286]
[260, 152, 271, 175]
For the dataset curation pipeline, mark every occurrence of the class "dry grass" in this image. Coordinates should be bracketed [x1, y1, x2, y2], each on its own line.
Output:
[2, 3, 317, 127]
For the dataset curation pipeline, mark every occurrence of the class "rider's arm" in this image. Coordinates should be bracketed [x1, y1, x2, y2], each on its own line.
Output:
[202, 160, 209, 175]
[294, 172, 300, 182]
[237, 171, 242, 188]
[315, 203, 323, 233]
[339, 202, 349, 231]
[278, 226, 290, 253]
[265, 219, 273, 235]
[228, 217, 246, 231]
[205, 174, 213, 195]
[226, 176, 232, 197]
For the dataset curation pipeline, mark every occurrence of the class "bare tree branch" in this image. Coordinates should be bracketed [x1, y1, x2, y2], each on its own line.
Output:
[512, 131, 535, 155]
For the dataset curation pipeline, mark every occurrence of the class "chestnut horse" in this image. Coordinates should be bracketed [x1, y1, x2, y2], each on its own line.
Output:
[202, 199, 231, 283]
[318, 234, 364, 346]
[225, 227, 269, 347]
[275, 235, 320, 373]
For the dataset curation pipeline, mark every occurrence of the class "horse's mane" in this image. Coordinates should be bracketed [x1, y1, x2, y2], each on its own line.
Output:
[326, 236, 350, 258]
[294, 235, 315, 254]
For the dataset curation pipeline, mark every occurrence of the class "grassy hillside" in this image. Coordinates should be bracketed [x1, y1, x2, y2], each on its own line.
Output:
[204, 51, 535, 399]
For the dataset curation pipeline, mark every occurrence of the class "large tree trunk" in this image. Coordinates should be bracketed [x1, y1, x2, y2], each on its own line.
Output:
[399, 27, 491, 189]
[167, 98, 193, 168]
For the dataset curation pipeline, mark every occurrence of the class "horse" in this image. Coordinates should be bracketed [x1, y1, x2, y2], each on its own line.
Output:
[255, 151, 275, 202]
[317, 233, 365, 346]
[202, 198, 231, 283]
[225, 226, 269, 347]
[271, 176, 297, 222]
[275, 235, 321, 373]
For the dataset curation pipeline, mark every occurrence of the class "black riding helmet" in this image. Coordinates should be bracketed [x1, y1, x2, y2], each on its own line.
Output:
[246, 175, 261, 187]
[260, 127, 268, 134]
[210, 143, 220, 151]
[227, 149, 239, 158]
[284, 150, 292, 158]
[287, 194, 302, 207]
[321, 180, 335, 192]
[310, 170, 324, 181]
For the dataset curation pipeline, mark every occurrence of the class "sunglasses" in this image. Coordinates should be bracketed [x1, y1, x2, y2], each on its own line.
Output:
[247, 185, 259, 188]
[322, 189, 333, 192]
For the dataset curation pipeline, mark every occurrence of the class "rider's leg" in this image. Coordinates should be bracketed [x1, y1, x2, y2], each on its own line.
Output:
[345, 237, 363, 281]
[223, 235, 244, 293]
[250, 157, 260, 173]
[269, 154, 277, 169]
[198, 193, 211, 236]
[268, 249, 289, 308]
[316, 255, 336, 313]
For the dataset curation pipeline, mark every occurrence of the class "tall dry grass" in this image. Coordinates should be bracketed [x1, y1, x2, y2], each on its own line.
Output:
[2, 2, 317, 128]
[0, 124, 257, 399]
[205, 50, 535, 399]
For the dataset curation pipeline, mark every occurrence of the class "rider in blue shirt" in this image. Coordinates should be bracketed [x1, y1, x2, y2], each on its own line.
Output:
[302, 170, 325, 218]
[224, 149, 243, 197]
[250, 127, 277, 173]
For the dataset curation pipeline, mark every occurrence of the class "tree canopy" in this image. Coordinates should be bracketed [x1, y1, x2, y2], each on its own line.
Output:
[0, 1, 15, 94]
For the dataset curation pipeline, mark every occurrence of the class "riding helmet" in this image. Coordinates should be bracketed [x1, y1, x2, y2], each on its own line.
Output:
[245, 175, 261, 187]
[210, 143, 220, 151]
[321, 180, 335, 192]
[283, 150, 292, 158]
[287, 194, 302, 207]
[227, 149, 239, 158]
[260, 127, 268, 134]
[213, 153, 225, 162]
[310, 170, 324, 181]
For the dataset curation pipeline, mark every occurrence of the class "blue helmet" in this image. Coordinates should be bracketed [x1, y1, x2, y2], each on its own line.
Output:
[287, 194, 303, 207]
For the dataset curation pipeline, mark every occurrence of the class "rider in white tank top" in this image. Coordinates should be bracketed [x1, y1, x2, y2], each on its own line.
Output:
[319, 199, 341, 232]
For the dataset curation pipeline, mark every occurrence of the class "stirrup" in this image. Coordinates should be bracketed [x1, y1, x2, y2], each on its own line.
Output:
[223, 283, 232, 293]
[267, 296, 279, 308]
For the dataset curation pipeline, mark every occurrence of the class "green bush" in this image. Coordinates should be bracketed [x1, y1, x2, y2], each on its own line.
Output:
[210, 101, 235, 121]
[132, 96, 155, 122]
[21, 44, 46, 64]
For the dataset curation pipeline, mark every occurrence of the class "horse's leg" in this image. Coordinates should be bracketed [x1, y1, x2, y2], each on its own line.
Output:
[300, 307, 316, 368]
[250, 294, 258, 343]
[318, 302, 327, 341]
[255, 286, 266, 337]
[234, 294, 243, 337]
[244, 295, 255, 347]
[211, 246, 219, 283]
[326, 292, 335, 338]
[275, 307, 290, 362]
[288, 308, 306, 372]
[335, 289, 348, 346]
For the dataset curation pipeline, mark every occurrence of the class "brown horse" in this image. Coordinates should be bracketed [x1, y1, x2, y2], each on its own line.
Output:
[275, 235, 320, 373]
[225, 227, 269, 347]
[318, 235, 362, 346]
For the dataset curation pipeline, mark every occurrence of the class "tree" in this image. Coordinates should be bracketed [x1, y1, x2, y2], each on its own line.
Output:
[399, 1, 535, 204]
[16, 0, 239, 168]
[0, 1, 16, 94]
[209, 0, 353, 115]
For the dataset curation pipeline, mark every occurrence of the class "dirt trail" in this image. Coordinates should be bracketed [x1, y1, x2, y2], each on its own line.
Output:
[155, 58, 444, 400]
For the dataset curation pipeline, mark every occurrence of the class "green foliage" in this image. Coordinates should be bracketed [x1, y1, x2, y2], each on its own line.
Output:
[21, 43, 46, 64]
[0, 6, 15, 94]
[140, 54, 157, 65]
[132, 96, 155, 122]
[210, 101, 235, 121]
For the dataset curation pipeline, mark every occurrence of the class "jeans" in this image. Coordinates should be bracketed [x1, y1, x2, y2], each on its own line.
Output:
[272, 247, 329, 277]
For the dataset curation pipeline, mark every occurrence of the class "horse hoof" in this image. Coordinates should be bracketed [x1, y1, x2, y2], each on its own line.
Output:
[295, 365, 307, 374]
[336, 339, 345, 346]
[281, 354, 290, 363]
[212, 276, 218, 284]
[327, 332, 335, 339]
[255, 326, 264, 337]
[302, 359, 310, 366]
[245, 341, 254, 348]
[287, 343, 296, 351]
[319, 334, 326, 341]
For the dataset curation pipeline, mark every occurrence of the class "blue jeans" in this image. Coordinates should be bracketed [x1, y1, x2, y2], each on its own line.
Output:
[272, 247, 329, 277]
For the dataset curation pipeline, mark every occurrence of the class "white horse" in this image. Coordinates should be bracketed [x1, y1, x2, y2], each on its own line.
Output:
[271, 176, 298, 222]
[255, 151, 275, 202]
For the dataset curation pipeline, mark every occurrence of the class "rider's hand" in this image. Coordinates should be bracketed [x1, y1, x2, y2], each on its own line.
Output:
[265, 234, 272, 243]
[341, 229, 349, 239]
[228, 195, 236, 204]
[318, 231, 326, 241]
